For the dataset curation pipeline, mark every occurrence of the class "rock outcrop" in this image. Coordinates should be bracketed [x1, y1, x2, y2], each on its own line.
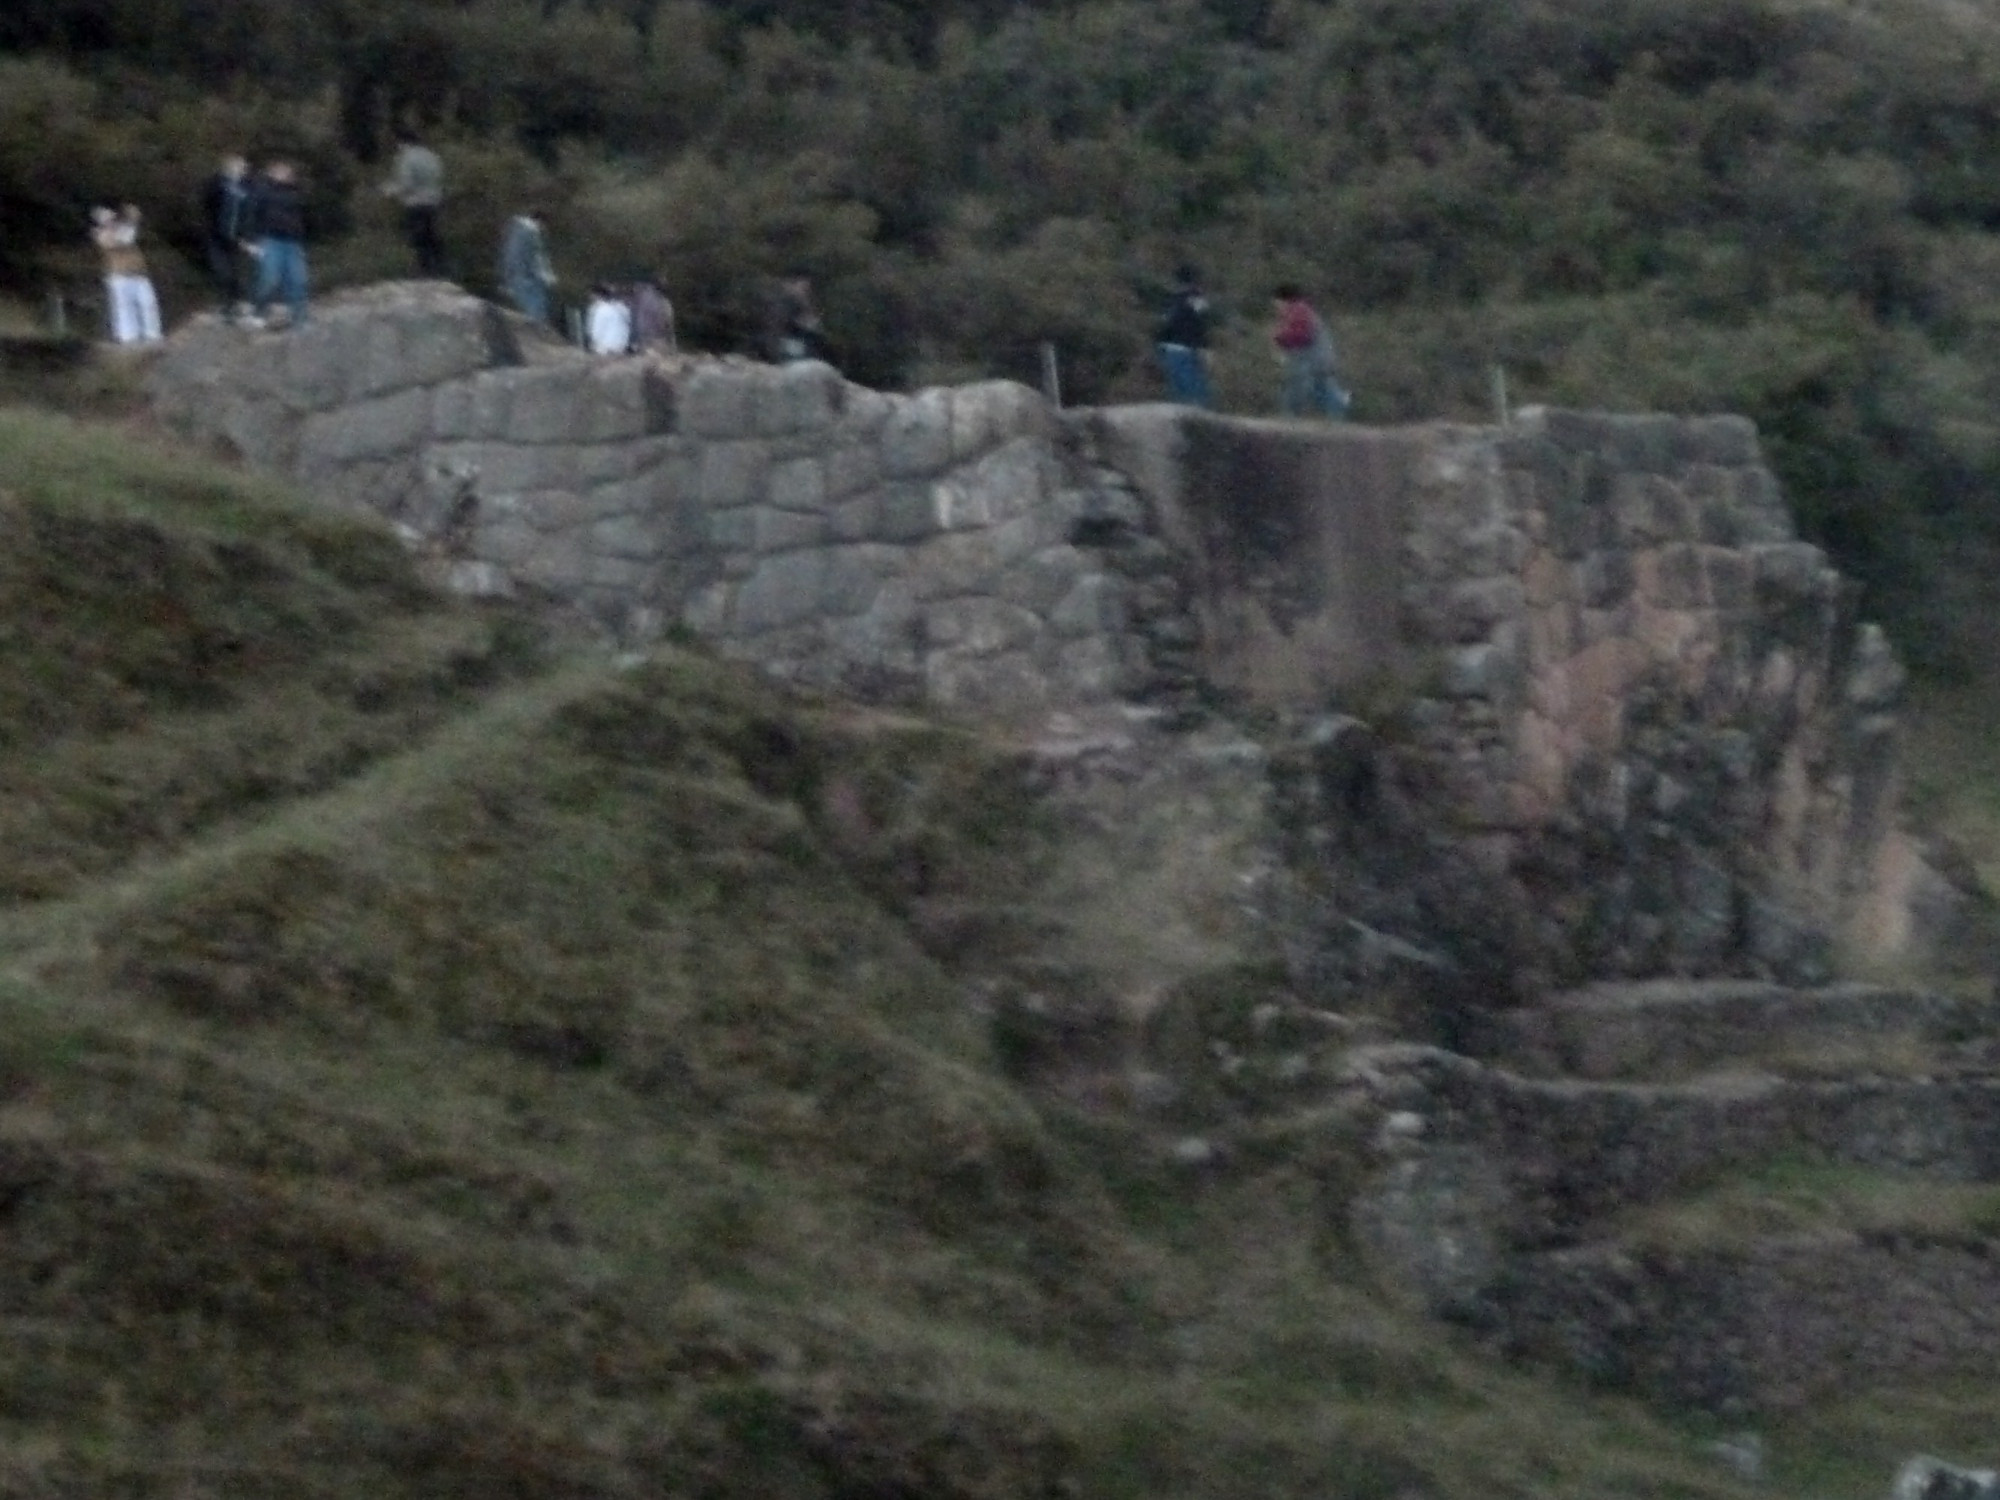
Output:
[143, 280, 2000, 1419]
[146, 281, 1946, 972]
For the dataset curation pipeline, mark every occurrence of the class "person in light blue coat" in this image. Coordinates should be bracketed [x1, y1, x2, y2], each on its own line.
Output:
[499, 210, 556, 323]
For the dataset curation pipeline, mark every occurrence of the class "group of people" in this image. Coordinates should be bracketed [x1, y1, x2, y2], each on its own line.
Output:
[92, 154, 311, 345]
[93, 140, 1345, 414]
[1155, 264, 1353, 419]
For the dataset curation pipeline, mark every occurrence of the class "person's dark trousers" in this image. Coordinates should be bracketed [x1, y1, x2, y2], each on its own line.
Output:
[404, 206, 445, 277]
[204, 239, 245, 310]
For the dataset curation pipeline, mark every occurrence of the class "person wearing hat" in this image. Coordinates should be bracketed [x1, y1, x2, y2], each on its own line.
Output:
[1155, 263, 1213, 407]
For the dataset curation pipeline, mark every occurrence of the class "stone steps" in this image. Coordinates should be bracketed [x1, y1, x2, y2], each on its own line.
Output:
[1330, 980, 2000, 1415]
[1498, 979, 1997, 1081]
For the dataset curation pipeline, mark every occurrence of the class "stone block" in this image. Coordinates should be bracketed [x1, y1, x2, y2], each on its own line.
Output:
[984, 513, 1043, 570]
[507, 370, 588, 445]
[707, 507, 758, 552]
[1049, 572, 1126, 637]
[466, 371, 516, 439]
[1452, 521, 1527, 576]
[581, 365, 655, 443]
[1442, 641, 1521, 700]
[834, 386, 896, 441]
[1611, 473, 1683, 545]
[751, 507, 828, 552]
[1579, 549, 1635, 608]
[584, 553, 655, 592]
[431, 380, 477, 440]
[589, 514, 665, 561]
[439, 559, 514, 598]
[820, 544, 905, 614]
[279, 323, 353, 412]
[1525, 603, 1576, 671]
[825, 443, 883, 499]
[1729, 467, 1795, 543]
[950, 380, 1048, 461]
[1440, 577, 1527, 643]
[922, 596, 1043, 654]
[878, 482, 940, 543]
[1702, 547, 1756, 611]
[679, 366, 757, 439]
[830, 492, 882, 542]
[756, 361, 842, 436]
[699, 441, 770, 510]
[1749, 543, 1828, 595]
[1649, 544, 1710, 609]
[768, 457, 828, 513]
[1673, 414, 1761, 468]
[733, 550, 831, 634]
[1844, 623, 1906, 709]
[512, 531, 590, 591]
[682, 581, 733, 637]
[425, 440, 545, 497]
[1054, 634, 1130, 699]
[911, 531, 1002, 600]
[1521, 549, 1567, 610]
[997, 545, 1092, 615]
[882, 389, 953, 477]
[964, 436, 1054, 525]
[296, 385, 434, 470]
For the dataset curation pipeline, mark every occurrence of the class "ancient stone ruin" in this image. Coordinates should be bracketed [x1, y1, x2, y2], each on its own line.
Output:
[146, 281, 1940, 973]
[146, 282, 2000, 1418]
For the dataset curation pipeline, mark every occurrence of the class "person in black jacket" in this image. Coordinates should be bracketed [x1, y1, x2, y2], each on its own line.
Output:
[244, 159, 309, 329]
[199, 154, 251, 316]
[1155, 263, 1214, 407]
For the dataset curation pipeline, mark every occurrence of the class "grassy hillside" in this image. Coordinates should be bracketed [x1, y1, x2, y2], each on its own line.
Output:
[0, 401, 1986, 1496]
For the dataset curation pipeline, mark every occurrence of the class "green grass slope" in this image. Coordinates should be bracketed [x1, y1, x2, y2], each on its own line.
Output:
[0, 404, 1981, 1498]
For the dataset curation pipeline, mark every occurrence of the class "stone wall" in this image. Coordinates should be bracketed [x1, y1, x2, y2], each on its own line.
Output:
[148, 283, 1181, 719]
[146, 281, 1940, 968]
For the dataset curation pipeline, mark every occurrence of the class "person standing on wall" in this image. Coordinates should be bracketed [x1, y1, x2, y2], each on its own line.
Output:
[381, 128, 446, 277]
[586, 283, 632, 355]
[629, 277, 676, 354]
[500, 209, 557, 323]
[199, 154, 252, 318]
[1272, 283, 1350, 419]
[90, 204, 163, 345]
[244, 160, 311, 329]
[1155, 263, 1214, 408]
[765, 272, 827, 364]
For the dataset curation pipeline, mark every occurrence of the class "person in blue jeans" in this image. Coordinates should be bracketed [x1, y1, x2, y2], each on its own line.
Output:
[244, 160, 309, 329]
[1155, 263, 1214, 407]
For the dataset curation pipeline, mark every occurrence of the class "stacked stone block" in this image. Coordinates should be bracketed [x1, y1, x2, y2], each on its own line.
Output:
[148, 284, 1165, 717]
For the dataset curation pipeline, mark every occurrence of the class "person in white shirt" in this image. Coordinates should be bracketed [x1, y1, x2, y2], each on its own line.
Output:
[91, 204, 163, 345]
[586, 283, 632, 355]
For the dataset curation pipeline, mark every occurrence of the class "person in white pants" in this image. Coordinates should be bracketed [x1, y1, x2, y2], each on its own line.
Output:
[91, 205, 163, 345]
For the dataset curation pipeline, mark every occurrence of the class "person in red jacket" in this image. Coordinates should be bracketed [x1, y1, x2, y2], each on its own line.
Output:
[1272, 284, 1350, 418]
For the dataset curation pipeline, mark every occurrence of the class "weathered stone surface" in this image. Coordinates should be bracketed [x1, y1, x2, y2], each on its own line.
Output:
[882, 389, 953, 478]
[146, 282, 1946, 976]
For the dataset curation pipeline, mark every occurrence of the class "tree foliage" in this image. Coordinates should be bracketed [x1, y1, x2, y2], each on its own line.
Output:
[11, 0, 2000, 664]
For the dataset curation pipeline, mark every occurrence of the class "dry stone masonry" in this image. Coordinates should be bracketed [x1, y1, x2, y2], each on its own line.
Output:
[146, 282, 2000, 1419]
[149, 283, 1180, 719]
[146, 281, 1943, 972]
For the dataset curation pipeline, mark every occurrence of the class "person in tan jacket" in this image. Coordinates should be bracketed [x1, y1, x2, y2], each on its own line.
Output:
[91, 204, 163, 345]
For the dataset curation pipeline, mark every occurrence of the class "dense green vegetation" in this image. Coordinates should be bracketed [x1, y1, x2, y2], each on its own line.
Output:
[11, 0, 2000, 664]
